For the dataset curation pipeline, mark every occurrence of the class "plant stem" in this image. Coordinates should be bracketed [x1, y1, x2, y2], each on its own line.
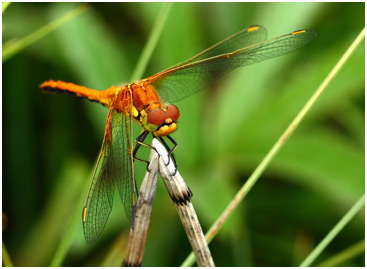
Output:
[2, 241, 14, 267]
[317, 239, 365, 267]
[2, 4, 88, 62]
[299, 194, 365, 267]
[2, 2, 11, 13]
[156, 139, 215, 266]
[50, 167, 96, 266]
[123, 148, 159, 266]
[129, 2, 172, 81]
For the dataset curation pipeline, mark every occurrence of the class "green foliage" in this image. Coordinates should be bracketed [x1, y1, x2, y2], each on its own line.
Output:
[2, 2, 364, 267]
[2, 5, 87, 62]
[2, 2, 11, 14]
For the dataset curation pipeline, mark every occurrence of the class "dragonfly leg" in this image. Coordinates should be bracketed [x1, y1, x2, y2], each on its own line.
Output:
[158, 136, 178, 176]
[167, 135, 178, 176]
[133, 130, 156, 172]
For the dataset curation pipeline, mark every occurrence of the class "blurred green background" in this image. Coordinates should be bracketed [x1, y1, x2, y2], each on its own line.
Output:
[2, 2, 364, 267]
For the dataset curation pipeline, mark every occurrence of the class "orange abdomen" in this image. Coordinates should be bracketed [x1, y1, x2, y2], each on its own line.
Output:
[40, 80, 118, 108]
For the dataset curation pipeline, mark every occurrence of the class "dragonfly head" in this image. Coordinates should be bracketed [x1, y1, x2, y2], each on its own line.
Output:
[142, 104, 180, 137]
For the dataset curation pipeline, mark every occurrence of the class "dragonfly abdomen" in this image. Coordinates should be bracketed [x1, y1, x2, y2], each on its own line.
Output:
[40, 80, 117, 107]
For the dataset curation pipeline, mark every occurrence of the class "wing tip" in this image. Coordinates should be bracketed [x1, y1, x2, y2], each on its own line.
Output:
[292, 29, 317, 39]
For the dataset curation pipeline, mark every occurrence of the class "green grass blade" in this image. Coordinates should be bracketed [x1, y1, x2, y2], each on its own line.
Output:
[299, 194, 365, 267]
[100, 232, 129, 266]
[317, 239, 365, 267]
[129, 2, 172, 81]
[2, 2, 11, 13]
[49, 188, 85, 266]
[2, 241, 14, 267]
[181, 27, 365, 267]
[2, 4, 88, 62]
[49, 167, 96, 266]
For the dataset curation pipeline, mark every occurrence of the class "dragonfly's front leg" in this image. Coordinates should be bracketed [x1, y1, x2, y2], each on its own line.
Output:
[133, 130, 156, 172]
[158, 136, 178, 176]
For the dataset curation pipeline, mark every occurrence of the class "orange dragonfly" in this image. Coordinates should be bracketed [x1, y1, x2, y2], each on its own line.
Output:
[40, 25, 316, 244]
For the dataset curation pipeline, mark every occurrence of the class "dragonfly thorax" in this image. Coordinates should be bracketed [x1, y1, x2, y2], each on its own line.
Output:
[142, 104, 180, 137]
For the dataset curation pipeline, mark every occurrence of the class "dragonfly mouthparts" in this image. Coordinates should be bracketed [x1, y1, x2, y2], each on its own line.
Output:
[153, 121, 177, 137]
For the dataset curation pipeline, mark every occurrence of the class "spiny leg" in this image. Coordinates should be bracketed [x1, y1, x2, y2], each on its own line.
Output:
[158, 136, 178, 176]
[167, 135, 178, 176]
[133, 130, 155, 172]
[166, 135, 178, 168]
[167, 135, 178, 155]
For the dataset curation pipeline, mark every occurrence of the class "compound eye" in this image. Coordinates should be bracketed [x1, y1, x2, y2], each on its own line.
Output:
[166, 104, 180, 121]
[147, 109, 166, 126]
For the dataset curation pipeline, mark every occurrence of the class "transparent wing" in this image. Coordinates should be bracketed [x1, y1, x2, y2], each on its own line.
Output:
[148, 28, 316, 103]
[110, 109, 138, 227]
[175, 25, 267, 65]
[82, 106, 116, 245]
[82, 99, 137, 245]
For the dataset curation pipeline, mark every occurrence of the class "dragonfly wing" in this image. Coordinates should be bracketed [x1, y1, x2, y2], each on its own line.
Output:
[83, 100, 137, 244]
[110, 109, 138, 226]
[176, 25, 267, 65]
[83, 107, 116, 245]
[149, 29, 316, 104]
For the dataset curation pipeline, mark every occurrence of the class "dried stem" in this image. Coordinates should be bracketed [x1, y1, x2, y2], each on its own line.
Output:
[123, 148, 159, 266]
[153, 139, 215, 267]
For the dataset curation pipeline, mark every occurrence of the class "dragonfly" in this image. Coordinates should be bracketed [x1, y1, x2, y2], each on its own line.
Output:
[40, 25, 316, 244]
